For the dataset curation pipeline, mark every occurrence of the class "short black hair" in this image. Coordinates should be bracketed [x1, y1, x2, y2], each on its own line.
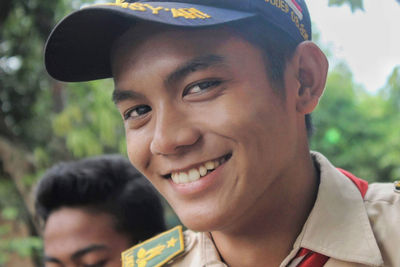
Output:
[35, 154, 166, 245]
[231, 18, 313, 137]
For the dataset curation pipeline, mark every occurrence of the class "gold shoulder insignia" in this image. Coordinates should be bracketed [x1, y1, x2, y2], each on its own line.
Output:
[121, 225, 184, 267]
[394, 181, 400, 193]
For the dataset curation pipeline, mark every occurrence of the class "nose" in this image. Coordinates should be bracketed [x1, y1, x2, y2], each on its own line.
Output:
[150, 105, 200, 156]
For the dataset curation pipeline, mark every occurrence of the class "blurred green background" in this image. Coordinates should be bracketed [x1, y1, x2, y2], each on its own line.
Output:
[0, 0, 399, 266]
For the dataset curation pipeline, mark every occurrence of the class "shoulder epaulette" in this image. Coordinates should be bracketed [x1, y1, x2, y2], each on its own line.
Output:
[121, 225, 185, 267]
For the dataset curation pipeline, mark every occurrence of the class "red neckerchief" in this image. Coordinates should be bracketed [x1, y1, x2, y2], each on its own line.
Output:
[290, 168, 368, 267]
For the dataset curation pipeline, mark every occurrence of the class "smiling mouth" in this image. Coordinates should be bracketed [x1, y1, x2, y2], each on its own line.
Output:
[166, 153, 232, 184]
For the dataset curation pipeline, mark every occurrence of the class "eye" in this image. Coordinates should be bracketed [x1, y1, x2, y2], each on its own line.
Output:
[183, 80, 222, 96]
[124, 105, 152, 120]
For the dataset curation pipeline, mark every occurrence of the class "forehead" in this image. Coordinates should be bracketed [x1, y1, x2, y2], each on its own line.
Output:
[110, 23, 250, 74]
[44, 208, 117, 251]
[45, 207, 114, 229]
[113, 23, 236, 50]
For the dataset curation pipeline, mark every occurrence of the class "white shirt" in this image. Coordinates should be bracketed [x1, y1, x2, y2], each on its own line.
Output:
[166, 152, 400, 266]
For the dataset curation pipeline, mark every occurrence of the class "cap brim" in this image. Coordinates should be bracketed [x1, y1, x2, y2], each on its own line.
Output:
[44, 2, 256, 82]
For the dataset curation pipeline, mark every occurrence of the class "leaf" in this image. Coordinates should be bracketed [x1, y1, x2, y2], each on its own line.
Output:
[1, 207, 18, 220]
[328, 0, 364, 12]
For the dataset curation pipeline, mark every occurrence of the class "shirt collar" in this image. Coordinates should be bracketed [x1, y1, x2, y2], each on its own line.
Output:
[294, 152, 383, 266]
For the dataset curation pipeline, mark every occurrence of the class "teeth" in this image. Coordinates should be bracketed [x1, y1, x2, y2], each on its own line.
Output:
[214, 160, 220, 168]
[171, 173, 179, 184]
[179, 172, 189, 184]
[205, 161, 215, 170]
[170, 155, 229, 184]
[188, 169, 200, 181]
[199, 166, 207, 176]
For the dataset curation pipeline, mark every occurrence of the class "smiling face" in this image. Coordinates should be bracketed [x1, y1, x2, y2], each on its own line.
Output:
[112, 24, 305, 232]
[44, 207, 130, 267]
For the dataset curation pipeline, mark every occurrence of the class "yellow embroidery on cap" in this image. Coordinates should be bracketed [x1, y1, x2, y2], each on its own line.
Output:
[264, 0, 309, 40]
[171, 8, 211, 19]
[188, 8, 211, 19]
[265, 0, 289, 13]
[117, 0, 129, 9]
[98, 2, 129, 8]
[171, 8, 195, 19]
[128, 2, 147, 11]
[91, 1, 211, 20]
[143, 4, 164, 14]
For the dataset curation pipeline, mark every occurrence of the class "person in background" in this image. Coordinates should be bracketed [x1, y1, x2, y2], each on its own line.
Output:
[35, 154, 166, 267]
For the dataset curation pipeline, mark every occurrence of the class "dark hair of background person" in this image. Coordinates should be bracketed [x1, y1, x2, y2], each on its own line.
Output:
[35, 154, 166, 245]
[231, 18, 313, 137]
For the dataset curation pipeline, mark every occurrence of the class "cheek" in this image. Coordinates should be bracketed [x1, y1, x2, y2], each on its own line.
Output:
[208, 91, 278, 138]
[212, 90, 293, 163]
[126, 130, 151, 174]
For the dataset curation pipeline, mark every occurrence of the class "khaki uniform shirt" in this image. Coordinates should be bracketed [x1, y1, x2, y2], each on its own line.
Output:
[166, 152, 400, 267]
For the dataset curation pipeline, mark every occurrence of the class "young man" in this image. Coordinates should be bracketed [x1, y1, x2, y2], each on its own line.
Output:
[35, 154, 166, 267]
[44, 1, 400, 266]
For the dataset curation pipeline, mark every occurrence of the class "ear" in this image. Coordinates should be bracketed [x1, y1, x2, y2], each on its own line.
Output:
[291, 41, 329, 114]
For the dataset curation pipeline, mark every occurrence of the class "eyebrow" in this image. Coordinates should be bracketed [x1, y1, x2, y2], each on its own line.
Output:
[44, 256, 62, 263]
[71, 244, 108, 260]
[165, 54, 225, 85]
[43, 245, 108, 264]
[112, 54, 225, 104]
[112, 88, 143, 104]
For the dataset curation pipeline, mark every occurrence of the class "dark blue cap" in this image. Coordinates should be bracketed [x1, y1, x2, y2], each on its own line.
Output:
[45, 0, 311, 82]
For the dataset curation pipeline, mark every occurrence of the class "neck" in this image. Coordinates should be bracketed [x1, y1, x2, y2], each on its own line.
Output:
[211, 152, 319, 267]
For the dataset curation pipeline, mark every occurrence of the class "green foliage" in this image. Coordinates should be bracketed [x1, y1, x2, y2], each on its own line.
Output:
[6, 237, 43, 258]
[0, 0, 68, 146]
[311, 63, 400, 182]
[0, 235, 43, 265]
[327, 0, 400, 12]
[0, 180, 20, 217]
[328, 0, 364, 12]
[2, 207, 18, 221]
[377, 67, 400, 179]
[51, 79, 126, 158]
[383, 66, 400, 112]
[0, 179, 41, 265]
[1, 1, 113, 266]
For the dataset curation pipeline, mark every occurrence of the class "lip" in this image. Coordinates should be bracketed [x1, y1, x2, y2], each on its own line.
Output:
[166, 153, 231, 196]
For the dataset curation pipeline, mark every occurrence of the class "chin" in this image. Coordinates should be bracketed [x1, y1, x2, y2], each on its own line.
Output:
[177, 209, 230, 232]
[182, 219, 220, 233]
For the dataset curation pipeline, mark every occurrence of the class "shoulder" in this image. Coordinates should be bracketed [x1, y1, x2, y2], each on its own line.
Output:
[364, 181, 400, 267]
[121, 226, 206, 267]
[364, 181, 400, 207]
[164, 230, 205, 266]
